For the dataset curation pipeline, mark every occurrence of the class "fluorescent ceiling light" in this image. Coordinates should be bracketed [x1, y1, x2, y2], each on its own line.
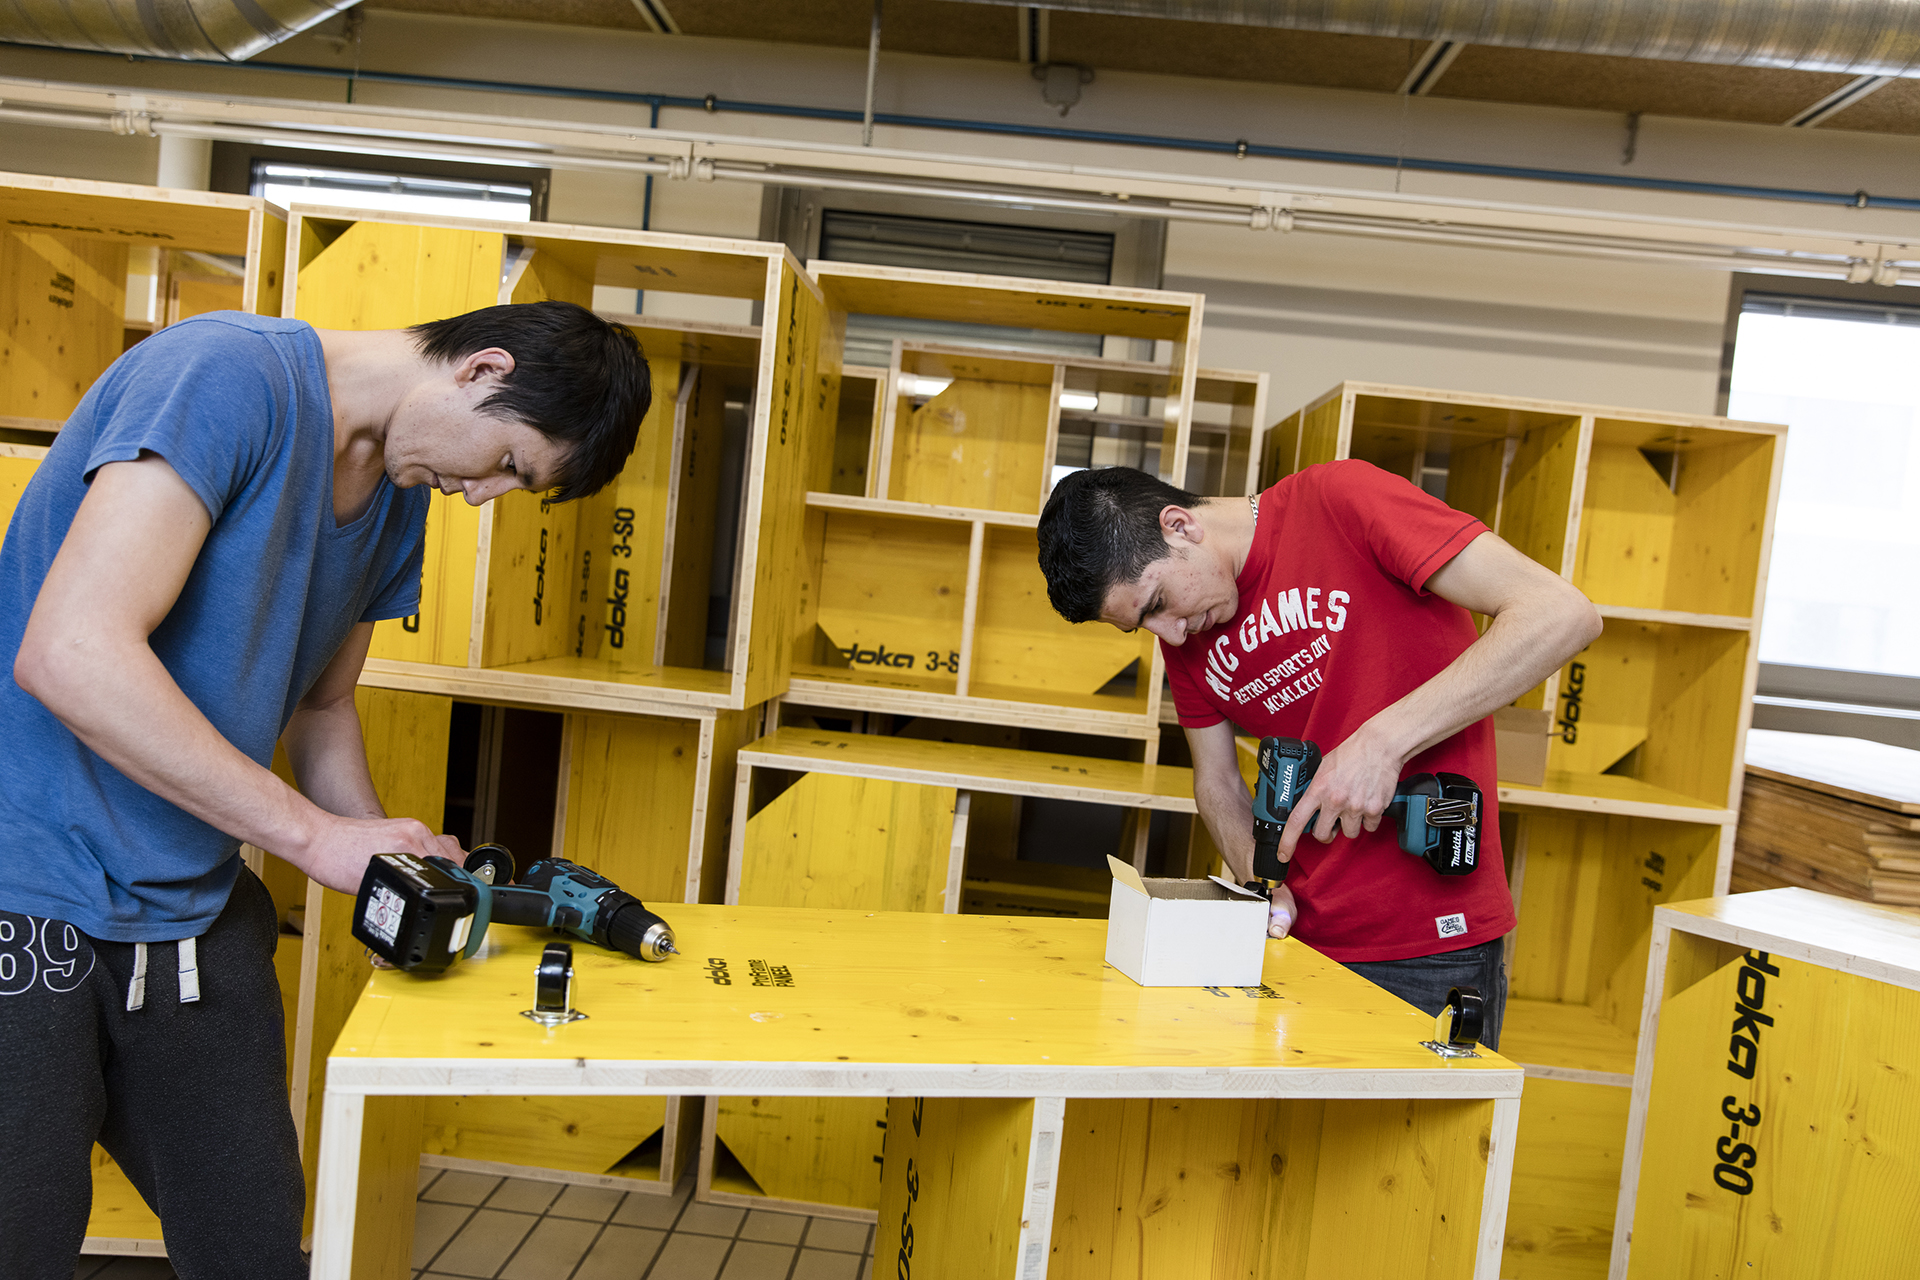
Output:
[902, 375, 953, 398]
[1060, 391, 1099, 411]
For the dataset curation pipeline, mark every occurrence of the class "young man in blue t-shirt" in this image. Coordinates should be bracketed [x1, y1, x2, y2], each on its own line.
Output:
[0, 301, 650, 1277]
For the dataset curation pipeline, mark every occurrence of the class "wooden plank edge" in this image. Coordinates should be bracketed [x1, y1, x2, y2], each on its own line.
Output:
[357, 660, 728, 719]
[420, 1152, 677, 1195]
[735, 749, 1197, 812]
[1651, 903, 1920, 994]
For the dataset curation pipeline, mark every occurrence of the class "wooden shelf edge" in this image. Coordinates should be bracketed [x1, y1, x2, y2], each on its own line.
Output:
[1496, 784, 1733, 825]
[784, 677, 1157, 741]
[1591, 604, 1753, 631]
[737, 748, 1198, 812]
[358, 660, 732, 720]
[804, 491, 1040, 528]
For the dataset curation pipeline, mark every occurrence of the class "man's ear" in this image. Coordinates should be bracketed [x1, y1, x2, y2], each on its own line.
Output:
[454, 346, 515, 390]
[1159, 504, 1204, 545]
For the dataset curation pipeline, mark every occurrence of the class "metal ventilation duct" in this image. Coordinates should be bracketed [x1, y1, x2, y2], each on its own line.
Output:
[964, 1, 1920, 78]
[0, 0, 361, 62]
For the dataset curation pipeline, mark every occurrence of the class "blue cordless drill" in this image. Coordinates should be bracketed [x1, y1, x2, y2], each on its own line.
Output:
[1247, 736, 1483, 883]
[352, 843, 678, 975]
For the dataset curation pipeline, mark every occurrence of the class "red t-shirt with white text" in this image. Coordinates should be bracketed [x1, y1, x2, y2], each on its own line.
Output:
[1163, 460, 1516, 962]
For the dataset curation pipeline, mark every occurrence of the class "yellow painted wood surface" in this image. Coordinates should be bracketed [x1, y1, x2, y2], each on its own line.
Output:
[0, 449, 43, 535]
[1503, 1077, 1630, 1280]
[479, 491, 579, 668]
[1260, 409, 1302, 487]
[1629, 949, 1920, 1278]
[506, 247, 595, 308]
[1303, 1097, 1488, 1279]
[293, 220, 503, 332]
[812, 509, 971, 686]
[334, 907, 1521, 1081]
[1498, 418, 1584, 575]
[661, 362, 726, 668]
[741, 726, 1196, 809]
[1500, 998, 1637, 1077]
[298, 689, 450, 1232]
[889, 378, 1051, 513]
[0, 177, 260, 257]
[354, 1095, 424, 1280]
[573, 354, 681, 668]
[970, 525, 1149, 701]
[557, 710, 705, 903]
[1296, 394, 1346, 469]
[727, 773, 958, 1210]
[250, 206, 287, 318]
[421, 1095, 668, 1177]
[1, 229, 127, 419]
[739, 772, 956, 913]
[86, 1148, 164, 1244]
[741, 259, 828, 707]
[877, 1096, 1032, 1280]
[294, 220, 501, 667]
[1509, 813, 1720, 1037]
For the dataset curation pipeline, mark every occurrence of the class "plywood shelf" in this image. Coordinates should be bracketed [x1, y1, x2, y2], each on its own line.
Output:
[804, 490, 1040, 528]
[1498, 772, 1734, 824]
[786, 673, 1157, 741]
[1593, 604, 1751, 631]
[739, 726, 1196, 810]
[358, 656, 737, 717]
[1500, 998, 1638, 1082]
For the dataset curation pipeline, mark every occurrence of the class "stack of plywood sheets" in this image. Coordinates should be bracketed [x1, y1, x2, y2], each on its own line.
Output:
[1734, 729, 1920, 907]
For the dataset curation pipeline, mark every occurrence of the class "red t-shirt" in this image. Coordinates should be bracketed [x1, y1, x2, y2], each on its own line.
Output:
[1163, 460, 1516, 962]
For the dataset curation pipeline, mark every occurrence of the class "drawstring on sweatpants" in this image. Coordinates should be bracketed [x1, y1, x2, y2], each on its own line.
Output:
[125, 938, 202, 1011]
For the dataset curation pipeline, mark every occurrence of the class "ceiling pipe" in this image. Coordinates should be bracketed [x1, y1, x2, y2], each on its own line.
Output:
[3, 97, 1909, 284]
[0, 0, 362, 62]
[956, 0, 1920, 79]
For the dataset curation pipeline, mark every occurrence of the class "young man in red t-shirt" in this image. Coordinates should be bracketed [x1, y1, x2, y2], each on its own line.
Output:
[1037, 462, 1600, 1047]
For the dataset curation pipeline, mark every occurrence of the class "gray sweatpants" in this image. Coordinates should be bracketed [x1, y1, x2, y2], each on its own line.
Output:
[0, 867, 306, 1278]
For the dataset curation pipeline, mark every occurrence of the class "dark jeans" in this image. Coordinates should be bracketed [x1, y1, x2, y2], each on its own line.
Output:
[0, 867, 306, 1279]
[1341, 936, 1508, 1051]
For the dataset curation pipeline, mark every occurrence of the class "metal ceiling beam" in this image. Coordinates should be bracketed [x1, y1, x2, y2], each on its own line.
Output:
[1785, 74, 1895, 127]
[955, 1, 1920, 79]
[0, 0, 362, 62]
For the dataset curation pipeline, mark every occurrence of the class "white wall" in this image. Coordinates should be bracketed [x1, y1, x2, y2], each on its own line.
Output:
[4, 9, 1915, 417]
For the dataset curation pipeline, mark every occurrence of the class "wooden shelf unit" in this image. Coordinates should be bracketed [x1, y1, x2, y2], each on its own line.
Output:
[700, 724, 1198, 1219]
[788, 263, 1212, 744]
[1261, 381, 1784, 1280]
[284, 204, 828, 717]
[2, 170, 287, 437]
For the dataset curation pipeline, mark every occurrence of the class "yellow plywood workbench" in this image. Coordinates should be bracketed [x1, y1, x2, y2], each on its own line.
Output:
[314, 906, 1523, 1279]
[1612, 888, 1920, 1280]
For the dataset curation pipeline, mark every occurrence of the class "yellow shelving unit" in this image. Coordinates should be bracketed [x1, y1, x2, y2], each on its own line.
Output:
[1262, 381, 1785, 1280]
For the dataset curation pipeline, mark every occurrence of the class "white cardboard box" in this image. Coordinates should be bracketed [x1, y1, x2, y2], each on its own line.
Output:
[1103, 856, 1270, 987]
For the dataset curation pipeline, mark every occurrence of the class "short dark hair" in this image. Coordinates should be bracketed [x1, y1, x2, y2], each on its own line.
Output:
[1037, 467, 1205, 622]
[411, 300, 649, 502]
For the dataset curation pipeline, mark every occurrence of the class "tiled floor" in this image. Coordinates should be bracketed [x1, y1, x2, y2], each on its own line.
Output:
[74, 1169, 877, 1280]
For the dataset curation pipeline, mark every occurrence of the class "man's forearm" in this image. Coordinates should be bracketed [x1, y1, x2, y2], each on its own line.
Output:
[19, 634, 329, 861]
[281, 696, 385, 823]
[1194, 766, 1257, 883]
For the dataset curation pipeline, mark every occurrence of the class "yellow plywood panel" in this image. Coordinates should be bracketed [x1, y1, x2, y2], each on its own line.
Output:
[367, 490, 483, 667]
[479, 491, 580, 668]
[87, 1150, 164, 1244]
[167, 272, 241, 322]
[1260, 409, 1301, 488]
[1630, 951, 1920, 1278]
[1445, 434, 1507, 535]
[879, 1096, 1032, 1280]
[1302, 1098, 1488, 1279]
[422, 1096, 667, 1176]
[505, 247, 594, 308]
[250, 208, 287, 317]
[577, 357, 682, 668]
[660, 362, 726, 669]
[727, 773, 959, 1213]
[890, 379, 1050, 513]
[559, 711, 704, 904]
[970, 525, 1147, 700]
[1547, 621, 1657, 778]
[1503, 1077, 1631, 1280]
[294, 221, 502, 331]
[0, 229, 127, 419]
[741, 260, 826, 706]
[0, 450, 42, 536]
[1573, 443, 1677, 611]
[1664, 435, 1774, 620]
[354, 1094, 424, 1280]
[1636, 626, 1750, 809]
[1509, 813, 1720, 1028]
[738, 772, 955, 912]
[1297, 394, 1346, 469]
[1499, 419, 1583, 575]
[0, 179, 256, 256]
[813, 510, 970, 684]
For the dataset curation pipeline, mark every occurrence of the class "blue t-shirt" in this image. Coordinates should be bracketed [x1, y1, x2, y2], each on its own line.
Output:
[0, 313, 427, 942]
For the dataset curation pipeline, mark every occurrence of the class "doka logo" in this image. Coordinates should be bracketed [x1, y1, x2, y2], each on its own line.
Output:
[1557, 661, 1586, 743]
[840, 643, 914, 669]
